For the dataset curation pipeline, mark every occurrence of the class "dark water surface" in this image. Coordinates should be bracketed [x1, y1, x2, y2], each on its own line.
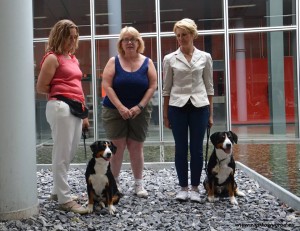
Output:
[234, 143, 300, 197]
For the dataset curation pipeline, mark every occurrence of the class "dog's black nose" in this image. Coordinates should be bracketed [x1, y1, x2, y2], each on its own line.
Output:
[107, 152, 112, 158]
[226, 143, 232, 148]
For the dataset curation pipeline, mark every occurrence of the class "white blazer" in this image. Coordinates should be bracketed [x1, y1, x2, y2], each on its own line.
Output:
[162, 47, 214, 107]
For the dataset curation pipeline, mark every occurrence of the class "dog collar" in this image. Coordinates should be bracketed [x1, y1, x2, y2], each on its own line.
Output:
[101, 156, 110, 161]
[217, 157, 228, 164]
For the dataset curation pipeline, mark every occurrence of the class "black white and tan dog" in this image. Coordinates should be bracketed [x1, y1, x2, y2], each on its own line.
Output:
[85, 141, 122, 214]
[203, 131, 245, 205]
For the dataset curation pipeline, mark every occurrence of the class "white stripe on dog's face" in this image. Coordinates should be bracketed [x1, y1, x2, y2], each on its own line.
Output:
[222, 134, 233, 154]
[103, 142, 113, 159]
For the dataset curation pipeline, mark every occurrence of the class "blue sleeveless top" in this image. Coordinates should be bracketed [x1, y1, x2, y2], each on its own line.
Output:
[103, 55, 149, 109]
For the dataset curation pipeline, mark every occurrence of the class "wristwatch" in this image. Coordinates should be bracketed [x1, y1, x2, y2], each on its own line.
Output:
[137, 104, 144, 110]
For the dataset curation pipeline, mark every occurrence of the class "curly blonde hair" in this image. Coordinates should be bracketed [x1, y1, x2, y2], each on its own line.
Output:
[46, 19, 79, 54]
[117, 26, 145, 55]
[173, 18, 198, 39]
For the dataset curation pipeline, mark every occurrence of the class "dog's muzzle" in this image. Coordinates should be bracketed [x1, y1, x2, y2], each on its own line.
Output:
[105, 152, 112, 159]
[223, 143, 232, 154]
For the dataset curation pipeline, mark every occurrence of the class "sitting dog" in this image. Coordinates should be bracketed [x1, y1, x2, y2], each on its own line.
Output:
[85, 141, 122, 214]
[203, 131, 245, 205]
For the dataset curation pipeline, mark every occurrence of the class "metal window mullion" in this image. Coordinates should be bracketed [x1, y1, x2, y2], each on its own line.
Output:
[296, 0, 300, 138]
[155, 0, 164, 162]
[223, 0, 231, 131]
[90, 0, 98, 140]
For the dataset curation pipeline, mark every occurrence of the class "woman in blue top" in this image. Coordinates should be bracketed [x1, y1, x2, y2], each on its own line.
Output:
[102, 26, 157, 197]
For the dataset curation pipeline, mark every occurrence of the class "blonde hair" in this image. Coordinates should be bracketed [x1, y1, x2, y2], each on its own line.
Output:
[46, 19, 79, 54]
[117, 26, 145, 55]
[173, 18, 198, 39]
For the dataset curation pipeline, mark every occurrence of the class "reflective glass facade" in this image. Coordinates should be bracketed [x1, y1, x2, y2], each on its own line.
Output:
[34, 0, 299, 162]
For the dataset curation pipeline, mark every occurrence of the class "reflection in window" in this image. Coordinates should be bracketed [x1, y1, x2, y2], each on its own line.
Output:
[228, 0, 296, 28]
[160, 0, 223, 31]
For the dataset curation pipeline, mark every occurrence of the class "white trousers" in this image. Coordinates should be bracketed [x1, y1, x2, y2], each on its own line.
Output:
[46, 100, 82, 204]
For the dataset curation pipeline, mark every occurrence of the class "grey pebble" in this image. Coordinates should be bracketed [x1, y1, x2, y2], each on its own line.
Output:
[0, 168, 299, 231]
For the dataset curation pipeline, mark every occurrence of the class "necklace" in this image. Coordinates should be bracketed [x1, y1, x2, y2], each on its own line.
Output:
[181, 48, 194, 57]
[181, 48, 194, 62]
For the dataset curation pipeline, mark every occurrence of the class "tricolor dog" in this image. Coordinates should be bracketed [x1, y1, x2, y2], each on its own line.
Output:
[85, 141, 122, 214]
[203, 131, 245, 205]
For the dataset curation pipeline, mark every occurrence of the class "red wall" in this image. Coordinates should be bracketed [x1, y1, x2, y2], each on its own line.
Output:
[230, 57, 295, 124]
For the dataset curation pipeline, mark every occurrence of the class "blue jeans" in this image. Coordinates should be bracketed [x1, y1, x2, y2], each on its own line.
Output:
[168, 103, 209, 187]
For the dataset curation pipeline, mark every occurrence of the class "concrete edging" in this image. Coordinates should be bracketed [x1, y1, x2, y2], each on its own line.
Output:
[236, 161, 300, 211]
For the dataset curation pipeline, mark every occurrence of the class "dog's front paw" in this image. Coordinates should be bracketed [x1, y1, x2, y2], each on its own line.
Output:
[108, 205, 116, 215]
[99, 201, 105, 208]
[87, 204, 94, 213]
[230, 196, 238, 205]
[208, 196, 218, 203]
[236, 190, 246, 197]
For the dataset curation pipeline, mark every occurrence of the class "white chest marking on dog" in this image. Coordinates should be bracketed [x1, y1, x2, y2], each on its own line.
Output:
[214, 149, 233, 184]
[89, 158, 109, 196]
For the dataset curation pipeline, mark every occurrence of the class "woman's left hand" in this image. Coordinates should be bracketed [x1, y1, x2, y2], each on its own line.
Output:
[208, 116, 214, 128]
[82, 118, 89, 132]
[129, 105, 142, 119]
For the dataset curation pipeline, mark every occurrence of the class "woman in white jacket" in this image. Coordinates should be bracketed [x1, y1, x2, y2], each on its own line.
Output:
[162, 18, 214, 202]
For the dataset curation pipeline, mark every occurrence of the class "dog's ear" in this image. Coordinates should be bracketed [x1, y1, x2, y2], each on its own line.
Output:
[210, 132, 220, 146]
[90, 141, 98, 153]
[109, 142, 117, 154]
[229, 131, 238, 144]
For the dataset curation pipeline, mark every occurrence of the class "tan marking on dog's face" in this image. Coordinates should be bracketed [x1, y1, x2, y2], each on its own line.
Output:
[216, 142, 225, 149]
[94, 150, 105, 158]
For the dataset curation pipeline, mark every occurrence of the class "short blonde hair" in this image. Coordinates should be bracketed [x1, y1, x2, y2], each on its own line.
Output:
[46, 19, 79, 54]
[173, 18, 198, 39]
[117, 26, 145, 55]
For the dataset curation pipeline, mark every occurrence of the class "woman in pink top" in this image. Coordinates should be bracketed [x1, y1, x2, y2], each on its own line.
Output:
[36, 19, 89, 214]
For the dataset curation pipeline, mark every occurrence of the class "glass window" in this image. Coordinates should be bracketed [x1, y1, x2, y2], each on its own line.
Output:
[160, 0, 224, 32]
[229, 31, 297, 139]
[33, 0, 300, 150]
[228, 0, 296, 28]
[34, 42, 51, 144]
[34, 40, 92, 144]
[33, 0, 91, 38]
[94, 0, 156, 35]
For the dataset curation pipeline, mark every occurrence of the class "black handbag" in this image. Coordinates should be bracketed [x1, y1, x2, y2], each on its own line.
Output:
[54, 95, 89, 119]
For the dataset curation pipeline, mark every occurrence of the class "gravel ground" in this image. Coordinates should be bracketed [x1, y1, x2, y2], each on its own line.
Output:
[1, 167, 300, 231]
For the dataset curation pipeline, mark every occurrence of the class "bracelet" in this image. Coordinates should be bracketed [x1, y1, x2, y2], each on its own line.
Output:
[137, 104, 144, 110]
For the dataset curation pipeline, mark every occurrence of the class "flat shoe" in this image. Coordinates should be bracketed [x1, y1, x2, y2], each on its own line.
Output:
[49, 194, 79, 201]
[175, 190, 188, 201]
[59, 201, 88, 214]
[190, 190, 201, 202]
[134, 184, 148, 198]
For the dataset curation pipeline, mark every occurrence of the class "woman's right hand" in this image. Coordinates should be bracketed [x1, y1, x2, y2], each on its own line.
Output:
[163, 116, 171, 129]
[118, 106, 133, 120]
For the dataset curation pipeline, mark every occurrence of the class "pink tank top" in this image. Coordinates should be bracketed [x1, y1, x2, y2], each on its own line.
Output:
[41, 52, 85, 103]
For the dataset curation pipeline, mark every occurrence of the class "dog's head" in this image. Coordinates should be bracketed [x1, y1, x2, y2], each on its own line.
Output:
[90, 141, 117, 160]
[210, 131, 238, 154]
